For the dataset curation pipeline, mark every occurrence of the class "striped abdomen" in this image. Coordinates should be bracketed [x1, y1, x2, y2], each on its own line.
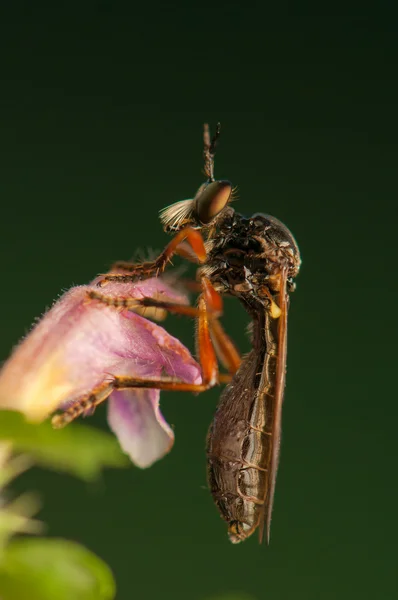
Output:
[207, 320, 278, 543]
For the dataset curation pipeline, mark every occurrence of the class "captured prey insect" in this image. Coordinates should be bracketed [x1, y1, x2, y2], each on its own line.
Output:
[53, 124, 301, 544]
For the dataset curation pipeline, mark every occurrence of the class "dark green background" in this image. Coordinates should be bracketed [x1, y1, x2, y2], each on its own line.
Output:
[1, 3, 397, 599]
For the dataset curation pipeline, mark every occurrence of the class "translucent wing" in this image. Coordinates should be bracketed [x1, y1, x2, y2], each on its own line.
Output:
[259, 266, 289, 544]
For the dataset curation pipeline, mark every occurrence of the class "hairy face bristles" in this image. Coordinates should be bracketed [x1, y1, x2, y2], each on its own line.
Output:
[159, 198, 195, 232]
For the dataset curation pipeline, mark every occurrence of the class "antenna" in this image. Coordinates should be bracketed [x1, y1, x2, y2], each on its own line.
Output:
[203, 122, 221, 182]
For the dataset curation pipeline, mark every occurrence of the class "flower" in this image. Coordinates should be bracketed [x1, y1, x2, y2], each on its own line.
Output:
[0, 276, 201, 468]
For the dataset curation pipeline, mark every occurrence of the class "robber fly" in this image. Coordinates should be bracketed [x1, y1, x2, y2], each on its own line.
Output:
[58, 124, 300, 544]
[158, 124, 301, 543]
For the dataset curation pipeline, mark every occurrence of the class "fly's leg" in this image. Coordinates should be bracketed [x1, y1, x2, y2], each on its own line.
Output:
[105, 282, 242, 385]
[98, 227, 206, 286]
[200, 277, 241, 376]
[87, 278, 241, 376]
[86, 290, 203, 318]
[209, 318, 241, 376]
[51, 286, 219, 428]
[52, 381, 114, 428]
[110, 292, 218, 393]
[109, 243, 200, 273]
[178, 279, 203, 293]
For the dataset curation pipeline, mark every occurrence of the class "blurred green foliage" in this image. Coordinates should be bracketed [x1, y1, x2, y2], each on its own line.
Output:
[0, 411, 127, 599]
[0, 411, 129, 480]
[0, 538, 115, 600]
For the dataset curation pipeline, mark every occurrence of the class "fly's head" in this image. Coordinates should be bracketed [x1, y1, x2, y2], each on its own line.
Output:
[159, 123, 235, 234]
[159, 179, 234, 233]
[159, 123, 300, 294]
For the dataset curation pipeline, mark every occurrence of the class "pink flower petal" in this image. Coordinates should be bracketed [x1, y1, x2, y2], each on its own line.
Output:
[106, 328, 201, 468]
[107, 389, 174, 469]
[0, 275, 202, 466]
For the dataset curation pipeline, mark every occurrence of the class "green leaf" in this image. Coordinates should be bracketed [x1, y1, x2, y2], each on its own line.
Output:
[0, 411, 129, 480]
[0, 537, 115, 600]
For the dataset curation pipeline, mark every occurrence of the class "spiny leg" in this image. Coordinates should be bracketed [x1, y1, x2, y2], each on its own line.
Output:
[88, 278, 241, 374]
[51, 286, 219, 428]
[114, 291, 219, 391]
[110, 242, 203, 274]
[97, 227, 207, 286]
[53, 376, 214, 431]
[136, 278, 242, 378]
[51, 380, 114, 429]
[87, 290, 203, 318]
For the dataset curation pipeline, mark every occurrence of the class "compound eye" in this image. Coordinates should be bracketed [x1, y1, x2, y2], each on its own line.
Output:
[195, 180, 232, 224]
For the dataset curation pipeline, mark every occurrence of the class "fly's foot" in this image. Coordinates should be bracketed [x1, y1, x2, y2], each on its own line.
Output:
[96, 260, 166, 287]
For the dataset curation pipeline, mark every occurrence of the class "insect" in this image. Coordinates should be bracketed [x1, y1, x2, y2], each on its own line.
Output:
[159, 125, 301, 543]
[55, 124, 301, 544]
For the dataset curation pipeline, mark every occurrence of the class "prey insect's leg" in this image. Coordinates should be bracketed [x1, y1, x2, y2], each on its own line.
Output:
[98, 227, 206, 286]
